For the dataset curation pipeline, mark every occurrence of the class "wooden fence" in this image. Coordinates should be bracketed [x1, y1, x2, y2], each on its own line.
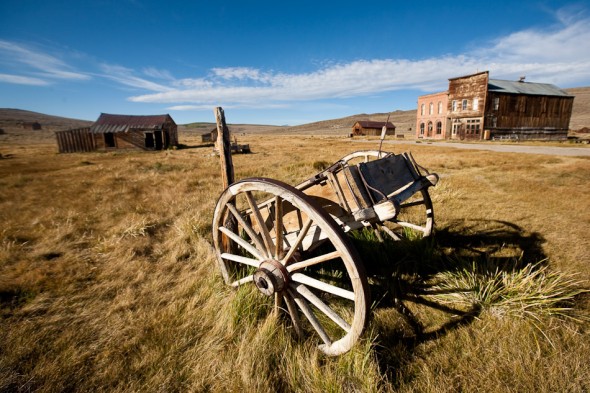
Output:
[55, 127, 95, 153]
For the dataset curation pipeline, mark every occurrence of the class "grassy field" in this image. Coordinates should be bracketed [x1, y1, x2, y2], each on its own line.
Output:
[1, 132, 589, 392]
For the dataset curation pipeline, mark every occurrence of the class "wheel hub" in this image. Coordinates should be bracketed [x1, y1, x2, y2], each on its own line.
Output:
[253, 259, 290, 296]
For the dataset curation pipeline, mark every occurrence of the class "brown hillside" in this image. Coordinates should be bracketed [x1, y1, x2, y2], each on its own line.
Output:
[0, 108, 92, 132]
[565, 86, 590, 131]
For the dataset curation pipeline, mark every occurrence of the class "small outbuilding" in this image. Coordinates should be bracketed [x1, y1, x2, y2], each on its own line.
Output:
[352, 121, 395, 136]
[22, 121, 42, 130]
[201, 128, 218, 143]
[90, 113, 178, 150]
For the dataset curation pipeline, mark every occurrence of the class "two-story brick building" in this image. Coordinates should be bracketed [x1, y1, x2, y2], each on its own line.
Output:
[416, 91, 448, 139]
[416, 71, 574, 140]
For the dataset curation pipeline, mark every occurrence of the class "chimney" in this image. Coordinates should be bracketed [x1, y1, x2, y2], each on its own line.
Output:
[518, 76, 526, 82]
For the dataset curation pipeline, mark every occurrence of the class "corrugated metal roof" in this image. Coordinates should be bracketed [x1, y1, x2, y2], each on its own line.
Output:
[355, 121, 395, 129]
[90, 113, 175, 134]
[488, 79, 571, 97]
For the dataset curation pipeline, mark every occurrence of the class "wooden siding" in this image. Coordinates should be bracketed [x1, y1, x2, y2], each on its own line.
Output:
[485, 93, 574, 131]
[55, 127, 95, 153]
[93, 130, 169, 150]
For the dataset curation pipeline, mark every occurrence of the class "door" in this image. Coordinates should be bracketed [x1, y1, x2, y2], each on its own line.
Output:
[154, 130, 163, 150]
[145, 132, 154, 149]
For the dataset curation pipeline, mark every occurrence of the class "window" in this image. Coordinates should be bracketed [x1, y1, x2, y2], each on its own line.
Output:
[452, 123, 459, 135]
[421, 104, 425, 116]
[493, 97, 499, 110]
[462, 99, 468, 110]
[473, 98, 479, 110]
[419, 123, 424, 135]
[438, 101, 442, 114]
[427, 121, 433, 135]
[436, 121, 442, 134]
[452, 100, 457, 112]
[466, 119, 481, 135]
[429, 102, 433, 115]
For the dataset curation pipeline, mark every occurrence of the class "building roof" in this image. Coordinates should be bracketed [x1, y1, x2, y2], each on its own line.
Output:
[354, 121, 395, 129]
[488, 79, 571, 97]
[90, 113, 175, 134]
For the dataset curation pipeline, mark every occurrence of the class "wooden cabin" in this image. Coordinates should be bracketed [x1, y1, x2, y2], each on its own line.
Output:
[416, 71, 574, 141]
[90, 113, 178, 150]
[352, 121, 395, 136]
[22, 121, 42, 130]
[55, 113, 178, 153]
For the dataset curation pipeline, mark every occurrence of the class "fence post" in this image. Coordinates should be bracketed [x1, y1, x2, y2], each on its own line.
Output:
[215, 107, 235, 189]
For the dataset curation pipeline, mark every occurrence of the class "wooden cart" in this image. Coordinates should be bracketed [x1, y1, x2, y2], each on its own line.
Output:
[212, 145, 438, 356]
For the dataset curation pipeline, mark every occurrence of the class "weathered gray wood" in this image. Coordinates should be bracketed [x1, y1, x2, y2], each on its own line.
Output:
[215, 107, 234, 189]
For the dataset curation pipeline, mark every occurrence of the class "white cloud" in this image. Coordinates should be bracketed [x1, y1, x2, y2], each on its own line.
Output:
[212, 67, 272, 83]
[0, 40, 90, 83]
[142, 67, 174, 80]
[0, 73, 50, 86]
[99, 63, 174, 92]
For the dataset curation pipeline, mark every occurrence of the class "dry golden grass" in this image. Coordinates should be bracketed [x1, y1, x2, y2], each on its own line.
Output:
[0, 132, 589, 392]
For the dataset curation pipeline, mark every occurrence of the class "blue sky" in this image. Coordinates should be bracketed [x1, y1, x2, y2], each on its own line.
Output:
[1, 1, 590, 125]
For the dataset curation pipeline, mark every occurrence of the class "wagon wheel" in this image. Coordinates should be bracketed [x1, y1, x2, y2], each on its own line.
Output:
[340, 150, 435, 240]
[212, 178, 370, 356]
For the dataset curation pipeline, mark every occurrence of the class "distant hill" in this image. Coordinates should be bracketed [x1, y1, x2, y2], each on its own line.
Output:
[1, 86, 589, 137]
[255, 110, 417, 136]
[0, 108, 92, 132]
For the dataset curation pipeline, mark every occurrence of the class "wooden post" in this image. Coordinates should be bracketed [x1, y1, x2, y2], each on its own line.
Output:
[215, 107, 237, 253]
[215, 107, 235, 189]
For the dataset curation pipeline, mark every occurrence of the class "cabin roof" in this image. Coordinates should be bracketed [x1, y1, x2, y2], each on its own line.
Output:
[488, 79, 571, 97]
[90, 113, 175, 134]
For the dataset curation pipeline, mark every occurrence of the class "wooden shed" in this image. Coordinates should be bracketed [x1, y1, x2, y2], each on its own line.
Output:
[22, 121, 42, 130]
[201, 128, 218, 143]
[90, 113, 178, 150]
[352, 121, 395, 136]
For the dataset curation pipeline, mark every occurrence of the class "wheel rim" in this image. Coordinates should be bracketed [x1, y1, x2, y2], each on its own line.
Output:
[212, 178, 369, 356]
[340, 150, 435, 240]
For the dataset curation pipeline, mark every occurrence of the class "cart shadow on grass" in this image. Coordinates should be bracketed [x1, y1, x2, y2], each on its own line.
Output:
[353, 218, 547, 377]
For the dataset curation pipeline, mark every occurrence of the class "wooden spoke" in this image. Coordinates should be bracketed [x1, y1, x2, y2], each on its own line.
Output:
[283, 293, 303, 338]
[220, 252, 260, 268]
[226, 202, 267, 258]
[219, 226, 264, 260]
[379, 225, 401, 241]
[281, 218, 313, 265]
[293, 283, 351, 333]
[399, 199, 426, 208]
[274, 196, 284, 259]
[390, 220, 427, 233]
[230, 275, 254, 287]
[286, 250, 341, 272]
[290, 289, 332, 346]
[291, 272, 355, 301]
[244, 191, 274, 256]
[274, 292, 283, 317]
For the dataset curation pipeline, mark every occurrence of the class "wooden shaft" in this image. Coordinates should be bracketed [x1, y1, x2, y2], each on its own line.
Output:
[215, 107, 235, 189]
